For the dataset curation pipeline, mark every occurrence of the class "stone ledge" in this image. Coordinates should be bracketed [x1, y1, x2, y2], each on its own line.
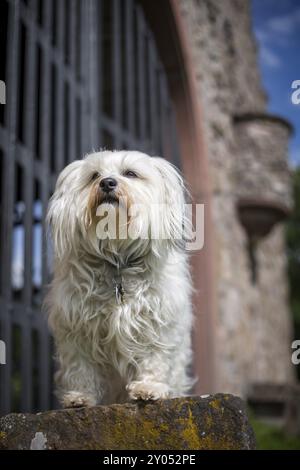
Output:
[0, 394, 256, 450]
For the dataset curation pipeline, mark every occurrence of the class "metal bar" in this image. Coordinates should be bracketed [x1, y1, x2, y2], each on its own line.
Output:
[0, 128, 9, 152]
[34, 44, 42, 160]
[64, 0, 70, 65]
[144, 32, 151, 143]
[148, 37, 158, 154]
[36, 0, 43, 27]
[0, 0, 21, 416]
[75, 97, 82, 157]
[15, 13, 85, 105]
[38, 326, 50, 411]
[79, 1, 90, 154]
[68, 3, 77, 162]
[75, 0, 82, 81]
[155, 66, 163, 156]
[0, 0, 10, 293]
[51, 0, 57, 48]
[41, 0, 52, 269]
[14, 144, 43, 176]
[23, 8, 36, 307]
[20, 319, 32, 412]
[0, 149, 4, 307]
[15, 4, 83, 98]
[112, 0, 121, 147]
[157, 66, 166, 157]
[96, 0, 103, 146]
[54, 0, 65, 173]
[125, 0, 134, 135]
[1, 0, 183, 417]
[49, 63, 57, 173]
[69, 0, 76, 71]
[101, 0, 112, 120]
[39, 0, 53, 412]
[9, 304, 37, 327]
[136, 6, 146, 142]
[21, 0, 39, 411]
[40, 0, 52, 174]
[64, 81, 70, 167]
[100, 114, 141, 150]
[16, 19, 27, 145]
[0, 0, 9, 126]
[161, 73, 172, 161]
[86, 0, 100, 150]
[68, 90, 76, 163]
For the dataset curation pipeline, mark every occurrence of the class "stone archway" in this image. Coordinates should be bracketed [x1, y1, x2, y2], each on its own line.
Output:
[140, 0, 217, 393]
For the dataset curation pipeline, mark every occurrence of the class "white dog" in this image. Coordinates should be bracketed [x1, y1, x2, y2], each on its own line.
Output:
[46, 150, 194, 408]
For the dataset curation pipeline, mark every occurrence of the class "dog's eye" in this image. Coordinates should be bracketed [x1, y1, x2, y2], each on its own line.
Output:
[123, 170, 138, 178]
[91, 172, 100, 181]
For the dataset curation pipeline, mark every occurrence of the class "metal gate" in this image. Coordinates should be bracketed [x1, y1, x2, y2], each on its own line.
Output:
[0, 0, 180, 415]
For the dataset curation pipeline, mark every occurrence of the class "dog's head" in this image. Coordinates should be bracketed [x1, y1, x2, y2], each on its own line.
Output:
[47, 151, 188, 261]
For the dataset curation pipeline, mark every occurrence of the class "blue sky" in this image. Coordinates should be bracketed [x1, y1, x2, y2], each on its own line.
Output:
[251, 0, 300, 167]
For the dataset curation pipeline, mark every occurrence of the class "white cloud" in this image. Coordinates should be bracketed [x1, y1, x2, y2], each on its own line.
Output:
[255, 29, 270, 43]
[255, 28, 289, 47]
[268, 8, 300, 35]
[259, 45, 282, 68]
[254, 7, 300, 68]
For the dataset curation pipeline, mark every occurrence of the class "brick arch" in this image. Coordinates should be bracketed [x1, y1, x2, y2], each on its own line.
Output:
[140, 0, 217, 393]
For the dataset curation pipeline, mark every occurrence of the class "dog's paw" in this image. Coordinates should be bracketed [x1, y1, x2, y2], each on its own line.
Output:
[126, 381, 170, 401]
[62, 391, 96, 408]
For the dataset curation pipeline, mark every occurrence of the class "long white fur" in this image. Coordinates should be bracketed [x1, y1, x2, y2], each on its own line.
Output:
[45, 150, 194, 407]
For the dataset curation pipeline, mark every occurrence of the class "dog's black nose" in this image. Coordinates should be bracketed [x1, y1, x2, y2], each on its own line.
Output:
[100, 177, 118, 193]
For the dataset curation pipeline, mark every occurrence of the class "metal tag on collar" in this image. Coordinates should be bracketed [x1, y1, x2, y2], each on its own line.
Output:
[115, 282, 125, 305]
[114, 264, 124, 304]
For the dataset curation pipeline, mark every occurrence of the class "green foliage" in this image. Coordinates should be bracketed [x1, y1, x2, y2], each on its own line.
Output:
[250, 416, 300, 450]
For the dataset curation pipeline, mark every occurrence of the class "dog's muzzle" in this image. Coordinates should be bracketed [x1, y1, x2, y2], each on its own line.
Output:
[99, 177, 119, 205]
[100, 177, 118, 193]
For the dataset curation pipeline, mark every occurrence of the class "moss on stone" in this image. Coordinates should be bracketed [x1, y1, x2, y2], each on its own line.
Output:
[0, 394, 255, 450]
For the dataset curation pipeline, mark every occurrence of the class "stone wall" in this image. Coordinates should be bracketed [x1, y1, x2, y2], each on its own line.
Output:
[234, 115, 292, 207]
[177, 0, 294, 395]
[0, 395, 255, 450]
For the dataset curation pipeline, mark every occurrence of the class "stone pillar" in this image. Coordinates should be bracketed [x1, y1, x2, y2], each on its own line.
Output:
[234, 113, 294, 387]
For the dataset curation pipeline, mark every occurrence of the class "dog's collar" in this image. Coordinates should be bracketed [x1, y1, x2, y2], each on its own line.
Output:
[110, 260, 142, 305]
[112, 267, 125, 305]
[103, 255, 149, 305]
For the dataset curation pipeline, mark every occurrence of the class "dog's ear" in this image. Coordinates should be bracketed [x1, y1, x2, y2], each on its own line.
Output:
[47, 160, 84, 259]
[152, 157, 188, 247]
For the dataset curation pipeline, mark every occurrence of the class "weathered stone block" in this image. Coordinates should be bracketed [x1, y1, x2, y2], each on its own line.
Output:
[0, 394, 255, 450]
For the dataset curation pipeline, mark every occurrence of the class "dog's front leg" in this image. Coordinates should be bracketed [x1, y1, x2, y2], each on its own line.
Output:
[55, 338, 103, 408]
[126, 356, 171, 401]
